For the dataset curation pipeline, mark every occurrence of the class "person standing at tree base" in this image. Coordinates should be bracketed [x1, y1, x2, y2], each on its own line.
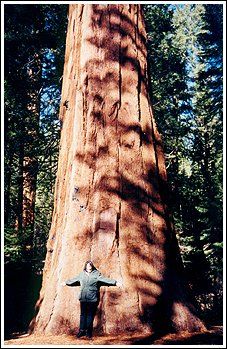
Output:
[61, 260, 123, 339]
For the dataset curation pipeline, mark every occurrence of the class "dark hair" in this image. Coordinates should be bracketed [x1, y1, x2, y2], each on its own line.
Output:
[83, 260, 96, 271]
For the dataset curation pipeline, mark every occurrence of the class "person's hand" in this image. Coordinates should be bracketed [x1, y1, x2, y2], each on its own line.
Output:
[116, 281, 123, 288]
[61, 281, 66, 286]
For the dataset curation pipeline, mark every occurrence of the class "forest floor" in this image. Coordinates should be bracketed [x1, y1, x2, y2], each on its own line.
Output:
[4, 325, 223, 346]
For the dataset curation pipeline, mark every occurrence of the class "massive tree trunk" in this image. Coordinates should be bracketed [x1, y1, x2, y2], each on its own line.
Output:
[31, 4, 205, 336]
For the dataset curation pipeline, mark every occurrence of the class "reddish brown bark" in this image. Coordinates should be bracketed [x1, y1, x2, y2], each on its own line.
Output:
[22, 157, 37, 228]
[21, 56, 40, 249]
[31, 4, 205, 336]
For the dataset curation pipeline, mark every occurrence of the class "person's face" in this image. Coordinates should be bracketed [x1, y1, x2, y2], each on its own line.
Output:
[86, 263, 93, 273]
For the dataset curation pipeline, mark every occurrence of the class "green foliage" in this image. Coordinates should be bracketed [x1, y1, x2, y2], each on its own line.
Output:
[4, 228, 23, 263]
[143, 3, 223, 321]
[4, 4, 68, 269]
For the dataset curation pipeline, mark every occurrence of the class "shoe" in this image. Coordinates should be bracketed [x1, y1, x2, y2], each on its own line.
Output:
[76, 330, 85, 338]
[86, 331, 92, 339]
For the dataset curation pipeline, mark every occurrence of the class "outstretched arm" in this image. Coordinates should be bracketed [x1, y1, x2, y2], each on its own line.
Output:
[98, 273, 123, 287]
[61, 273, 81, 287]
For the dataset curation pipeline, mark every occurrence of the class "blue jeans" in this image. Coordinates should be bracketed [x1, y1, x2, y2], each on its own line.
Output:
[79, 301, 98, 334]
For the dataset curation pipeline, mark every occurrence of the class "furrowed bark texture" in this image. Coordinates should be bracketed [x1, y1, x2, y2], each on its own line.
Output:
[31, 4, 205, 335]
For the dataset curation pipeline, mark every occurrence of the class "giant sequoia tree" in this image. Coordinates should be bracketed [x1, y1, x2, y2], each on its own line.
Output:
[31, 4, 205, 336]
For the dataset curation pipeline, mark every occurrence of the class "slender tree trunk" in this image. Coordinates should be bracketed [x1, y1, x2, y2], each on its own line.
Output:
[15, 134, 24, 234]
[31, 4, 205, 335]
[4, 110, 11, 226]
[4, 162, 12, 226]
[21, 53, 41, 253]
[22, 157, 38, 228]
[4, 110, 13, 227]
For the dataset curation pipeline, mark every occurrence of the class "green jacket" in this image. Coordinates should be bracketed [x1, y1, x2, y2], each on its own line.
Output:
[66, 269, 117, 302]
